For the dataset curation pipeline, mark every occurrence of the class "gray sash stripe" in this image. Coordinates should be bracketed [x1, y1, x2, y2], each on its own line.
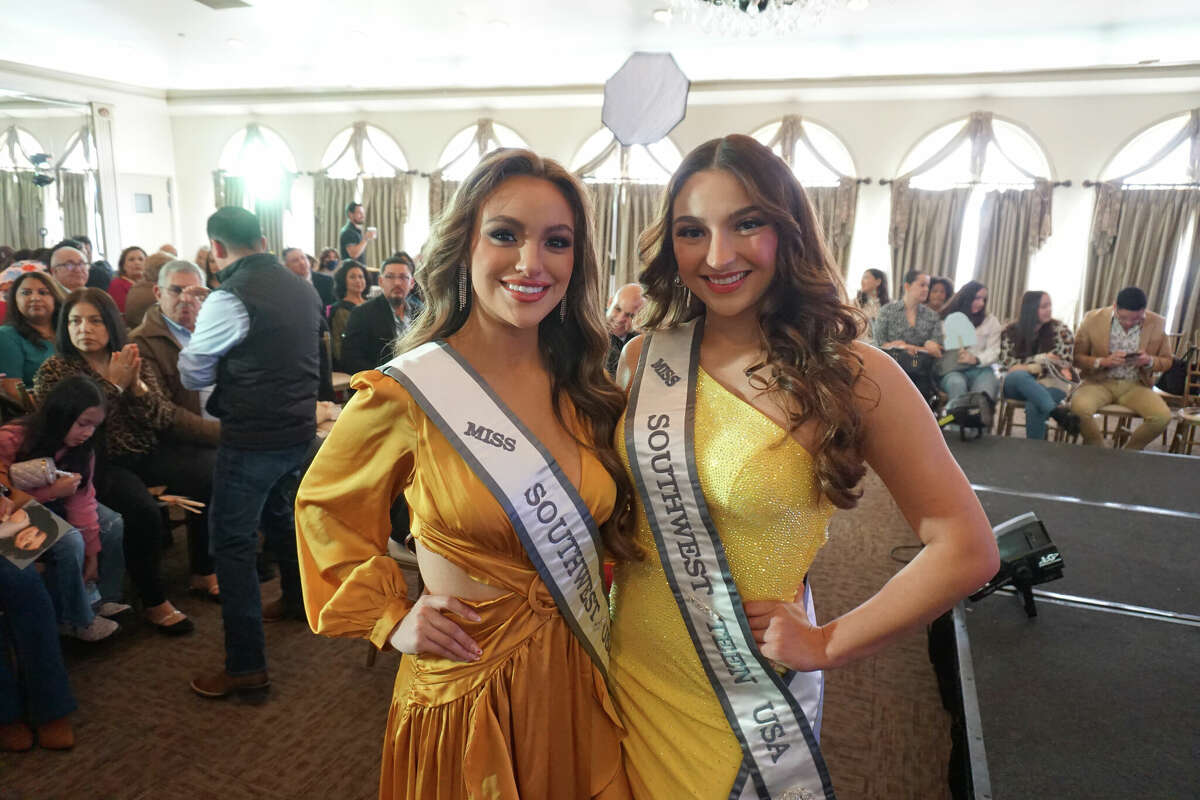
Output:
[381, 341, 610, 676]
[626, 319, 835, 800]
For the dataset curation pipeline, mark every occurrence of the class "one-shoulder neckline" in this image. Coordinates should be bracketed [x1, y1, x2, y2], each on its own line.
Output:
[696, 365, 816, 464]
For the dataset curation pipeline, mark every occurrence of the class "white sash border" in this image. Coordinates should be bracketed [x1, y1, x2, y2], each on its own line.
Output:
[626, 318, 835, 800]
[382, 341, 610, 675]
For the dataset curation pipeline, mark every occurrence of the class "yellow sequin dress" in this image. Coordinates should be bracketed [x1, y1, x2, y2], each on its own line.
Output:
[609, 366, 834, 800]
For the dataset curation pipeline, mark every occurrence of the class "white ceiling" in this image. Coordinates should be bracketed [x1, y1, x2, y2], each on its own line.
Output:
[2, 0, 1200, 93]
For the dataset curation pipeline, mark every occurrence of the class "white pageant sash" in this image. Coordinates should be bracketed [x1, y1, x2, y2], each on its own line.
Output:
[381, 341, 610, 675]
[625, 319, 835, 800]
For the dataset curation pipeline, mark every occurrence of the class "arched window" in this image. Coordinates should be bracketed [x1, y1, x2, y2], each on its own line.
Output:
[1097, 111, 1200, 333]
[321, 124, 408, 179]
[436, 121, 527, 181]
[895, 115, 1053, 293]
[0, 127, 47, 170]
[58, 128, 96, 171]
[218, 124, 297, 203]
[752, 118, 856, 187]
[570, 129, 682, 183]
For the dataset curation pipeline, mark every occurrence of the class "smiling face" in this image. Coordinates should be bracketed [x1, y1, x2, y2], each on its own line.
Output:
[15, 275, 56, 325]
[67, 301, 109, 354]
[467, 175, 575, 331]
[670, 169, 778, 323]
[971, 287, 988, 315]
[66, 405, 105, 447]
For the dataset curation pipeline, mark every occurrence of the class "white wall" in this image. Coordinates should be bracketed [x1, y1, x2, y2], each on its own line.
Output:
[168, 87, 1200, 320]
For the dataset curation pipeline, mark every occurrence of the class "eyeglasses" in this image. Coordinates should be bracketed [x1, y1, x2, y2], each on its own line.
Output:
[54, 260, 88, 271]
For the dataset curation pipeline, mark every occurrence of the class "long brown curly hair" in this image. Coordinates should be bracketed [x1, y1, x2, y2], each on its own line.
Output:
[401, 148, 639, 560]
[638, 134, 871, 509]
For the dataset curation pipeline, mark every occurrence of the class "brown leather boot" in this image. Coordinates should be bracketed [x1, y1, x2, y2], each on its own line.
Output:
[0, 721, 33, 752]
[190, 669, 270, 700]
[36, 717, 75, 750]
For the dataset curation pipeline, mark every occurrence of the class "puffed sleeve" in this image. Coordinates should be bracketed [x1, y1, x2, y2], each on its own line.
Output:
[296, 370, 417, 650]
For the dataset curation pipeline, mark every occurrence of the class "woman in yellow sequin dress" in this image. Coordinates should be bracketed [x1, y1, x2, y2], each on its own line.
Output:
[609, 135, 1000, 799]
[296, 150, 637, 800]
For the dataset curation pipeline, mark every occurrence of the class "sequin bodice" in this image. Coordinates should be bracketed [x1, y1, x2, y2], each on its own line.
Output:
[609, 366, 833, 799]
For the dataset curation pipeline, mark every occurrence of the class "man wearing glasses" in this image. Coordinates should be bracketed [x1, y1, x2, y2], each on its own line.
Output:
[48, 244, 90, 292]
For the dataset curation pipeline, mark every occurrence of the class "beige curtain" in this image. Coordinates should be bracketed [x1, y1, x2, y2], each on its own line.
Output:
[586, 182, 619, 293]
[58, 171, 89, 240]
[361, 175, 412, 267]
[974, 182, 1053, 322]
[313, 175, 356, 256]
[889, 186, 971, 290]
[428, 176, 461, 231]
[1174, 210, 1200, 347]
[615, 184, 663, 289]
[807, 177, 859, 276]
[254, 174, 295, 255]
[212, 171, 246, 210]
[1082, 187, 1200, 316]
[0, 171, 45, 249]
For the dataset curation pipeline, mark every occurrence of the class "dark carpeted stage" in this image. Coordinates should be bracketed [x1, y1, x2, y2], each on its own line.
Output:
[935, 435, 1199, 800]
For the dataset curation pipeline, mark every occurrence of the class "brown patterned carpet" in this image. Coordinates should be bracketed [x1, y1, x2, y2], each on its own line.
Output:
[1, 468, 951, 800]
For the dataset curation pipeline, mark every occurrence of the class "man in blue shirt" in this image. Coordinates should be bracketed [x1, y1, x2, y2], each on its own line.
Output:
[180, 207, 324, 700]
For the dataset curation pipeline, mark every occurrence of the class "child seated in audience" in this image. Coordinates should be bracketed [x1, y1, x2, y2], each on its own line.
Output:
[0, 376, 128, 641]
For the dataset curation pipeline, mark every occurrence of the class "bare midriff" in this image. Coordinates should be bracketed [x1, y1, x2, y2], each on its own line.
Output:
[414, 540, 509, 601]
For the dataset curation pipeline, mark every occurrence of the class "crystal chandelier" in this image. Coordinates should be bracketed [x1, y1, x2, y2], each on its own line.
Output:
[668, 0, 857, 36]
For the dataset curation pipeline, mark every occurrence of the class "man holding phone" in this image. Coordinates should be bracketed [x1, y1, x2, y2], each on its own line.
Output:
[338, 202, 377, 264]
[1071, 286, 1174, 450]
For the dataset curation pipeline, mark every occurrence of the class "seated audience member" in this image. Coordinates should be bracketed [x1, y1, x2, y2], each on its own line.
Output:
[0, 512, 77, 751]
[130, 259, 220, 599]
[34, 289, 194, 635]
[123, 250, 175, 328]
[195, 245, 221, 290]
[284, 247, 335, 307]
[107, 246, 146, 312]
[341, 253, 419, 375]
[855, 268, 889, 339]
[0, 268, 65, 388]
[605, 283, 645, 376]
[999, 291, 1079, 440]
[0, 246, 12, 270]
[328, 260, 369, 371]
[874, 270, 944, 401]
[317, 248, 339, 274]
[0, 376, 127, 641]
[1070, 286, 1174, 450]
[74, 235, 113, 291]
[48, 244, 90, 293]
[927, 276, 954, 314]
[158, 244, 178, 257]
[938, 280, 1001, 407]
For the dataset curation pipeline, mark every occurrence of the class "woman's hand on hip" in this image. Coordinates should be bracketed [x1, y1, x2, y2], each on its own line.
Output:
[745, 598, 832, 673]
[388, 594, 483, 662]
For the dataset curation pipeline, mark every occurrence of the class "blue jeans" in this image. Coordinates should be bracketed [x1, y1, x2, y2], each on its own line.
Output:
[940, 365, 1000, 407]
[1003, 369, 1065, 440]
[210, 442, 309, 675]
[0, 558, 76, 725]
[41, 504, 125, 628]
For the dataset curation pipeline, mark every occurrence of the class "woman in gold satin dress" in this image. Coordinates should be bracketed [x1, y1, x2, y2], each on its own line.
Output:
[296, 149, 638, 800]
[609, 135, 1000, 799]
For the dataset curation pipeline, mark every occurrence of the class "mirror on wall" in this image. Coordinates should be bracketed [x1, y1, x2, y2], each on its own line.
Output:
[0, 90, 104, 262]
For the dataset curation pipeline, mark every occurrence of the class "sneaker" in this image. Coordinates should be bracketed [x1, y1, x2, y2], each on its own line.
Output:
[95, 602, 132, 618]
[60, 615, 120, 642]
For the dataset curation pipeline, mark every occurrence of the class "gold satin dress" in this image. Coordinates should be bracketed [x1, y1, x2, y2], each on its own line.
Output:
[610, 367, 834, 800]
[296, 371, 630, 800]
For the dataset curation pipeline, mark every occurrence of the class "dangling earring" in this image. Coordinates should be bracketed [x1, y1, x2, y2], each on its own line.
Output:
[457, 265, 468, 311]
[558, 295, 568, 323]
[673, 273, 682, 287]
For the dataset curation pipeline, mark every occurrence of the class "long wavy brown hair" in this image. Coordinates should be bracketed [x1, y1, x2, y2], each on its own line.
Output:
[638, 134, 872, 509]
[401, 148, 638, 560]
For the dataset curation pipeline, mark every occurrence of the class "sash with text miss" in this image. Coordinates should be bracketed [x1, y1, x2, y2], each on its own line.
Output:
[380, 341, 610, 676]
[626, 318, 835, 800]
